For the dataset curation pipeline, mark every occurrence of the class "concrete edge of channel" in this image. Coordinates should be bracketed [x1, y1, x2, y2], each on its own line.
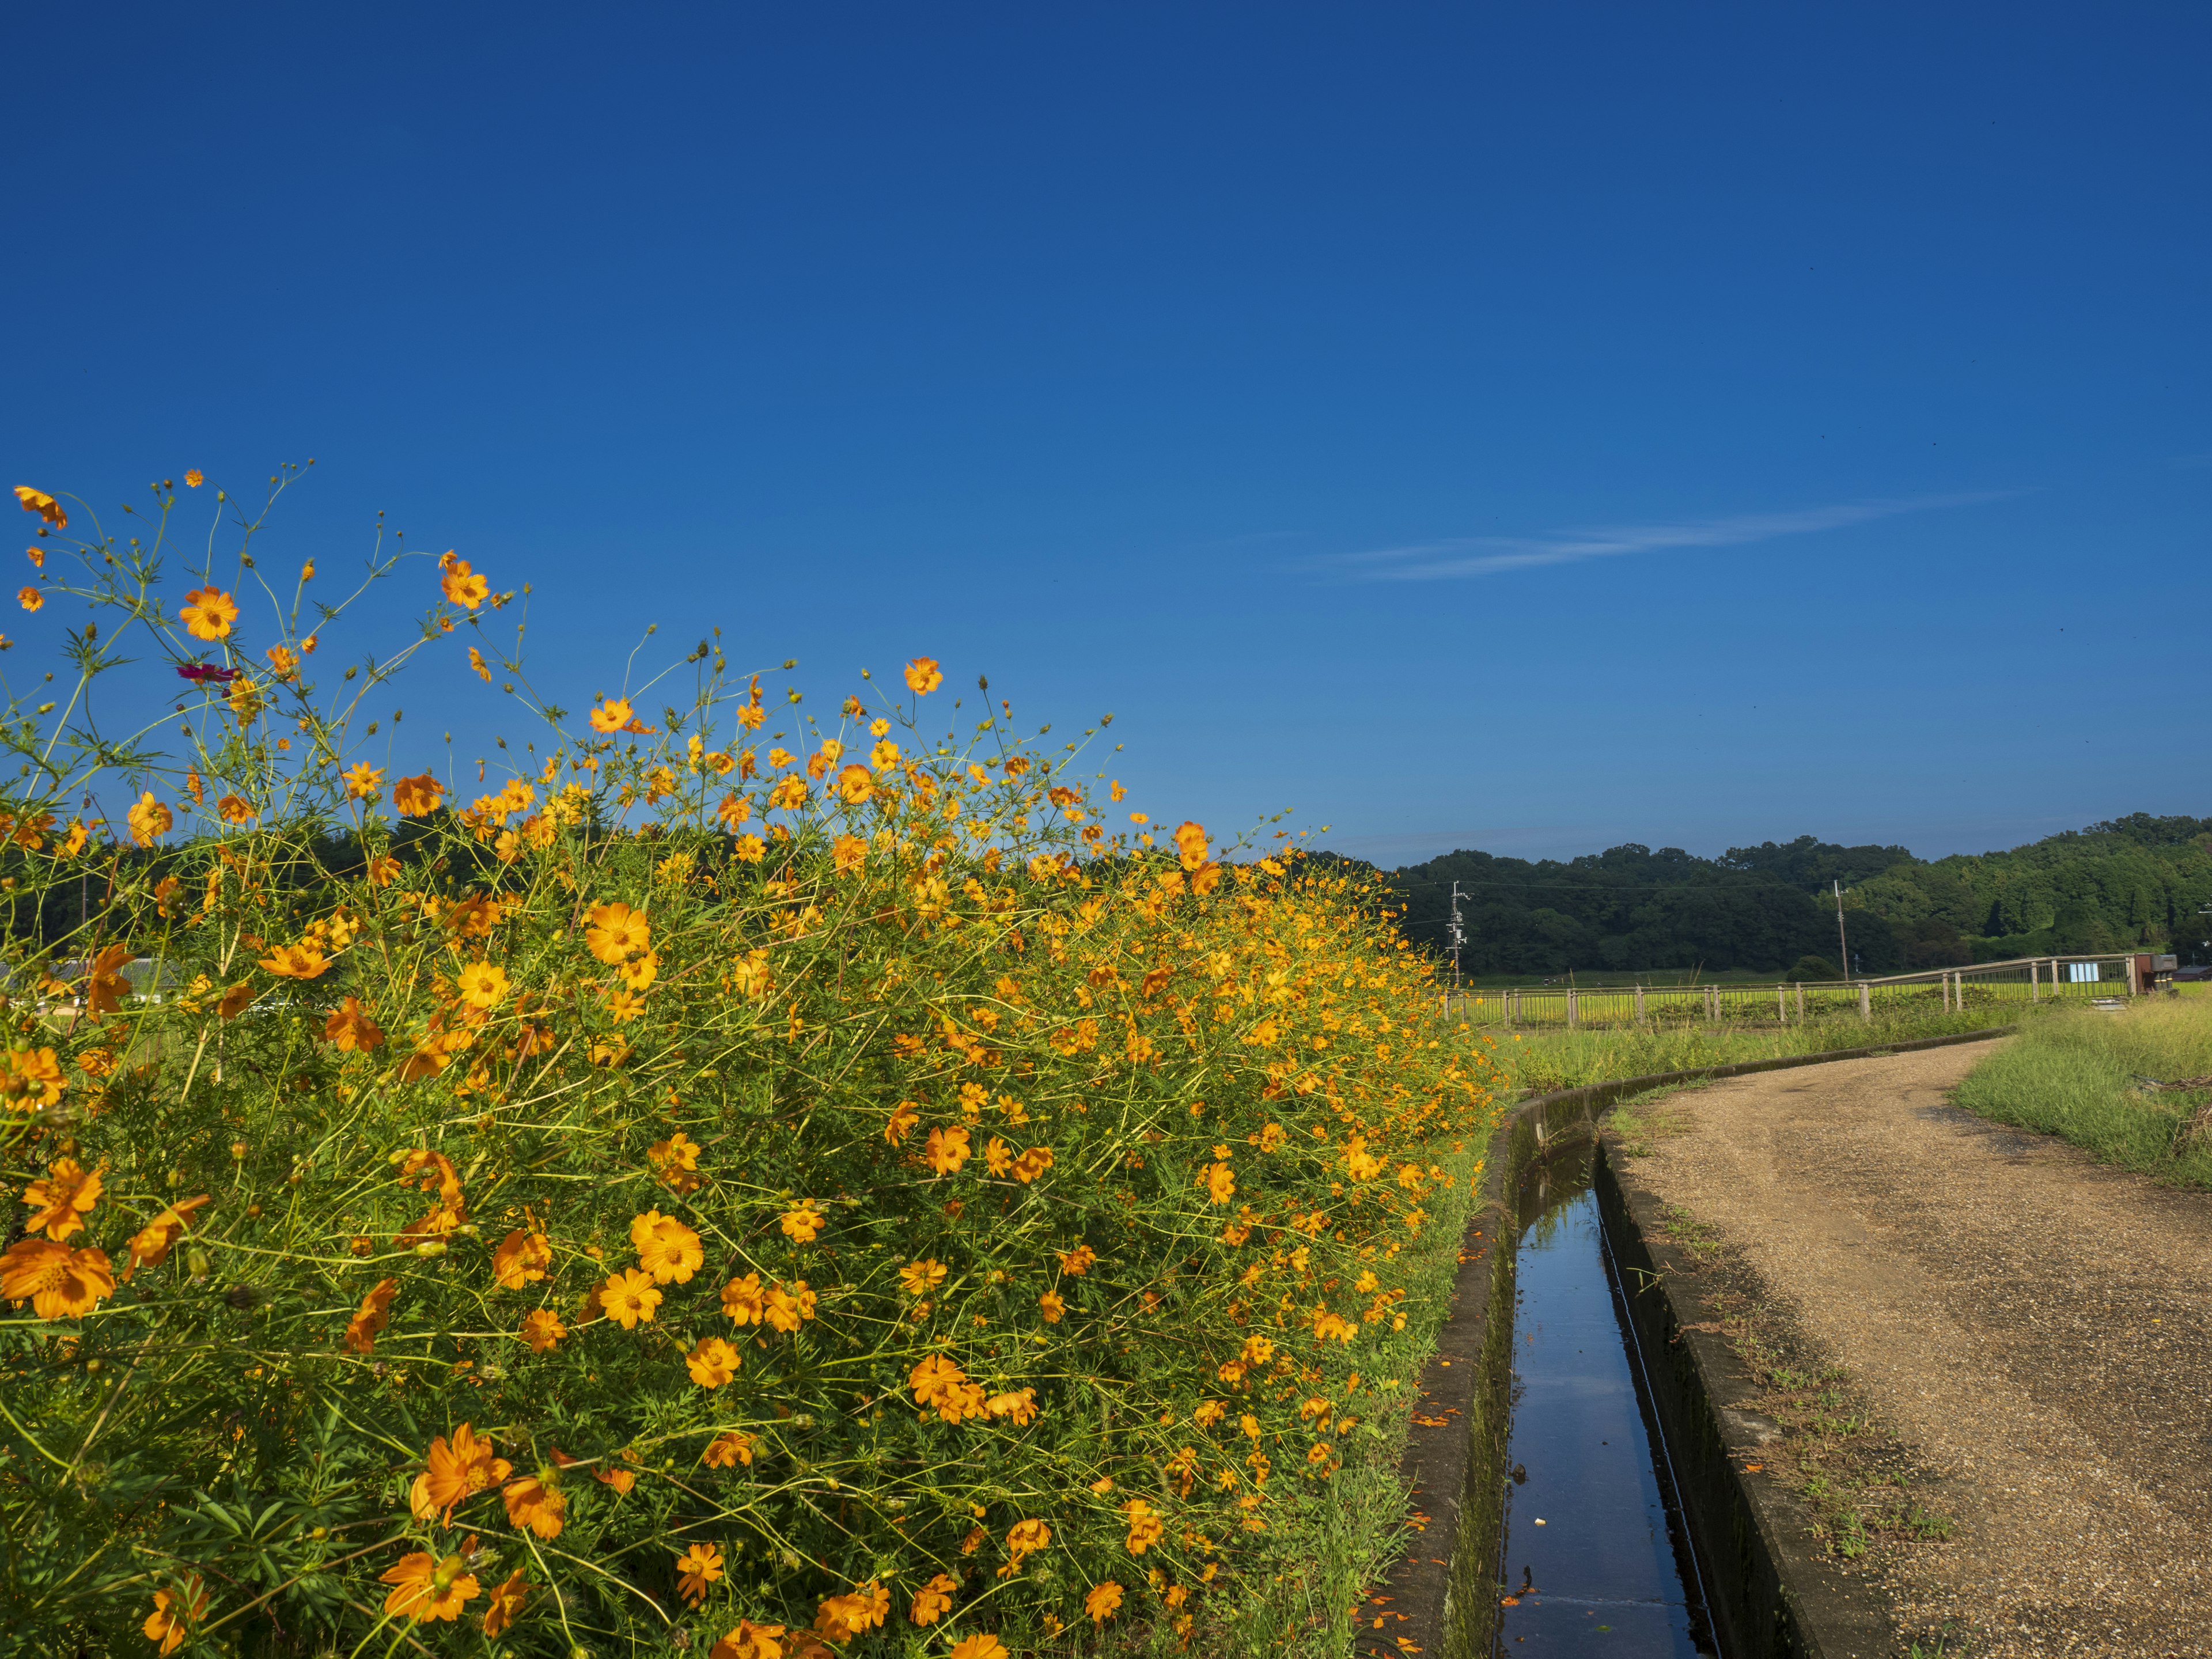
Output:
[1363, 1025, 2013, 1659]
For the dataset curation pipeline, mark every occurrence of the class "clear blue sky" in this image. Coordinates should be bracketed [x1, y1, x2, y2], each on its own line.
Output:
[7, 4, 2207, 867]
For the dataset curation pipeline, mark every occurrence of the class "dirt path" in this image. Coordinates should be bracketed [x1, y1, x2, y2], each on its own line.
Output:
[1627, 1043, 2212, 1658]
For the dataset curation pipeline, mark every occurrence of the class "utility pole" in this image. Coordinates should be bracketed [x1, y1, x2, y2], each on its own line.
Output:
[1834, 879, 1850, 979]
[1449, 881, 1465, 993]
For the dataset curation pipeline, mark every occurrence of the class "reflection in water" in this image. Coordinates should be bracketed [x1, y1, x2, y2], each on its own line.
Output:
[1495, 1146, 1715, 1656]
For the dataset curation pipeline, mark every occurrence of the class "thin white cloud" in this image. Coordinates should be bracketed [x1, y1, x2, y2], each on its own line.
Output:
[1313, 490, 2020, 582]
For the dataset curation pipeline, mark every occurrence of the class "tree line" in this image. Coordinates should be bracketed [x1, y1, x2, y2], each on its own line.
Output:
[1375, 813, 2212, 979]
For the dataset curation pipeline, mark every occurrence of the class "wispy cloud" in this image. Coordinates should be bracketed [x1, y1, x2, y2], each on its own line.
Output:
[1312, 490, 2020, 582]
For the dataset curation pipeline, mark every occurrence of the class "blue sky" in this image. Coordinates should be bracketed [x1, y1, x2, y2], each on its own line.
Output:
[7, 3, 2207, 866]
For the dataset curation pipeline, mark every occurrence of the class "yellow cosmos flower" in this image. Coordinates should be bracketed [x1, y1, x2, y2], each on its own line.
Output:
[439, 552, 489, 609]
[779, 1200, 825, 1243]
[1037, 1289, 1066, 1323]
[323, 995, 385, 1052]
[832, 832, 867, 872]
[520, 1308, 567, 1352]
[342, 762, 384, 800]
[126, 792, 172, 847]
[259, 941, 330, 979]
[17, 586, 41, 612]
[949, 1634, 1008, 1659]
[180, 586, 238, 640]
[903, 656, 943, 695]
[457, 961, 509, 1007]
[142, 1576, 209, 1654]
[589, 696, 632, 733]
[1123, 1498, 1164, 1554]
[1174, 820, 1208, 871]
[491, 1229, 551, 1290]
[600, 1266, 663, 1328]
[16, 486, 67, 526]
[836, 763, 873, 805]
[585, 901, 650, 963]
[631, 1210, 704, 1283]
[183, 470, 203, 488]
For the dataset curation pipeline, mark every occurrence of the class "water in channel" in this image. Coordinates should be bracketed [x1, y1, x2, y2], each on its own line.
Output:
[1495, 1145, 1717, 1656]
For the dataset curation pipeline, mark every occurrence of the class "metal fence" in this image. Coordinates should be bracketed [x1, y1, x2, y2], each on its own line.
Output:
[1438, 954, 2148, 1029]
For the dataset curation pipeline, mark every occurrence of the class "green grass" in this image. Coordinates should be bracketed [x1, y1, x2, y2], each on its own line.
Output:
[1950, 998, 2212, 1189]
[1478, 1004, 2014, 1095]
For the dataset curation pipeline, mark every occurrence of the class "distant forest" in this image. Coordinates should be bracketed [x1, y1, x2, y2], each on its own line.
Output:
[1376, 814, 2212, 979]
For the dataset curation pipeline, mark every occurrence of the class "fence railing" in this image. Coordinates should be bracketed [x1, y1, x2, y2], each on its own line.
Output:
[1438, 954, 2146, 1029]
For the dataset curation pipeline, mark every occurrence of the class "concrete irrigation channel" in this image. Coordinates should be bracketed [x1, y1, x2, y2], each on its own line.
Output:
[1356, 1029, 2013, 1659]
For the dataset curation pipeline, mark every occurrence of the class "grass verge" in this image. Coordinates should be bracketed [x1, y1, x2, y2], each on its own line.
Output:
[1950, 997, 2212, 1189]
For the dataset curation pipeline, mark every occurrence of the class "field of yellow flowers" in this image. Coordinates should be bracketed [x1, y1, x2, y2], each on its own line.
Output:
[0, 472, 1503, 1658]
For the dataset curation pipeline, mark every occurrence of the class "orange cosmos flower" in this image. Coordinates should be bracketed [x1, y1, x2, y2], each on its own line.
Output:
[184, 471, 203, 488]
[924, 1126, 971, 1175]
[16, 486, 66, 527]
[1012, 1146, 1054, 1184]
[1123, 1498, 1164, 1554]
[779, 1200, 825, 1243]
[703, 1430, 757, 1468]
[440, 555, 489, 609]
[380, 1552, 480, 1623]
[342, 762, 384, 800]
[468, 645, 493, 682]
[22, 1157, 101, 1240]
[763, 1280, 816, 1332]
[1206, 1162, 1236, 1205]
[1058, 1244, 1096, 1276]
[492, 1229, 552, 1290]
[884, 1101, 919, 1145]
[984, 1136, 1013, 1177]
[710, 1620, 790, 1659]
[502, 1474, 566, 1539]
[584, 901, 649, 963]
[456, 961, 509, 1008]
[674, 1542, 725, 1604]
[685, 1336, 741, 1388]
[600, 1266, 662, 1328]
[0, 1046, 63, 1112]
[908, 1573, 956, 1627]
[1037, 1290, 1066, 1323]
[122, 1194, 211, 1281]
[898, 1258, 947, 1297]
[831, 831, 867, 872]
[126, 792, 172, 847]
[767, 775, 808, 812]
[266, 643, 298, 680]
[520, 1308, 567, 1352]
[1174, 820, 1209, 872]
[815, 1581, 889, 1642]
[904, 657, 943, 695]
[949, 1636, 1008, 1659]
[179, 586, 238, 641]
[258, 941, 329, 979]
[1, 1237, 115, 1319]
[985, 1388, 1039, 1425]
[142, 1575, 209, 1655]
[719, 1272, 766, 1325]
[412, 1423, 512, 1521]
[392, 772, 442, 817]
[480, 1569, 529, 1637]
[835, 763, 873, 806]
[367, 853, 402, 885]
[344, 1278, 399, 1353]
[588, 696, 632, 733]
[16, 586, 40, 612]
[1085, 1581, 1124, 1626]
[322, 996, 385, 1052]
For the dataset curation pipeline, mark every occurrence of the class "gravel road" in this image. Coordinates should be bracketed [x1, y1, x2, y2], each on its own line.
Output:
[1630, 1042, 2212, 1658]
